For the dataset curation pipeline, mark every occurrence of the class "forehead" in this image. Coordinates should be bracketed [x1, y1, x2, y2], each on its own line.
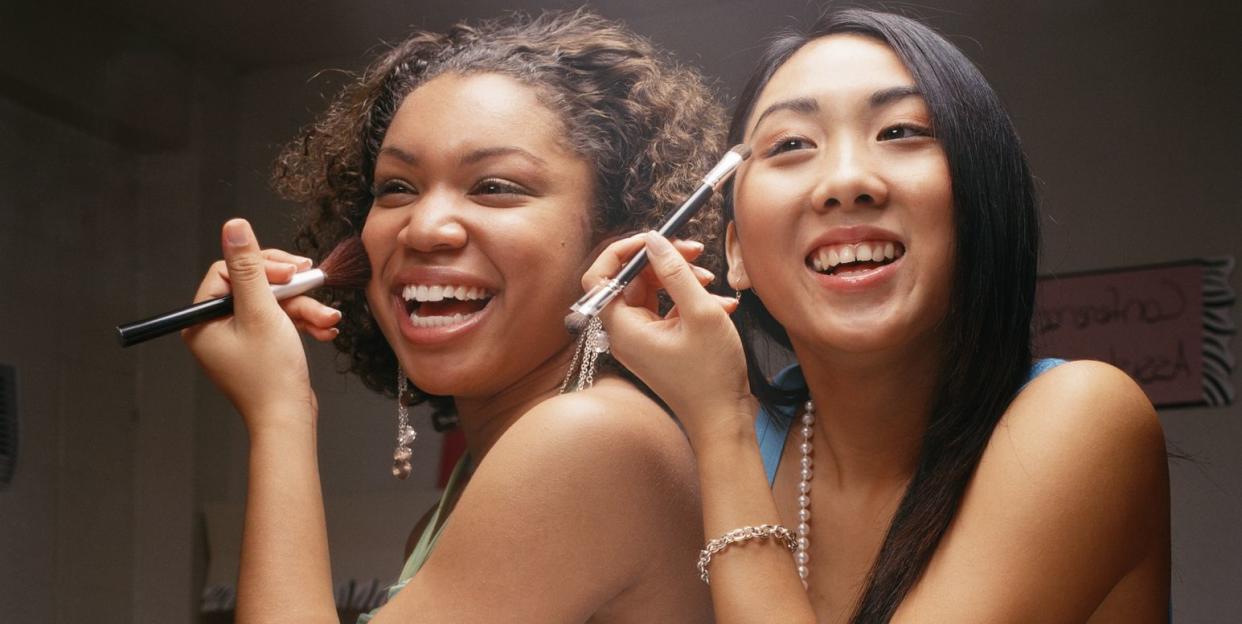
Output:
[385, 72, 568, 152]
[748, 35, 918, 130]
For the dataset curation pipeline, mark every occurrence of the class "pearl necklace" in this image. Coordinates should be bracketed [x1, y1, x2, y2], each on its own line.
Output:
[796, 399, 815, 588]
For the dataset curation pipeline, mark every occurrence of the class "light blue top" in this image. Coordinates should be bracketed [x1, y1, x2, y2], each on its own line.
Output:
[755, 358, 1067, 486]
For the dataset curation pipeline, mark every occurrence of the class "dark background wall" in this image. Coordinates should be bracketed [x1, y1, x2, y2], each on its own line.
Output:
[1, 1, 1239, 622]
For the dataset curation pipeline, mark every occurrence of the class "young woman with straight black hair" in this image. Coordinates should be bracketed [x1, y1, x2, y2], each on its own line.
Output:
[586, 9, 1169, 622]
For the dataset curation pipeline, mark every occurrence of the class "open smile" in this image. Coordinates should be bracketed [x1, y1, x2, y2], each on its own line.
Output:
[804, 239, 906, 291]
[393, 281, 495, 344]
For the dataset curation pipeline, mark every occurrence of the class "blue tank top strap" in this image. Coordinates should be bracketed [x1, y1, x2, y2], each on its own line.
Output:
[753, 364, 805, 486]
[1025, 358, 1066, 385]
[755, 359, 1067, 488]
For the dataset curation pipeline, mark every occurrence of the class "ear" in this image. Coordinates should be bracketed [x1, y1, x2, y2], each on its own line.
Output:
[724, 221, 752, 291]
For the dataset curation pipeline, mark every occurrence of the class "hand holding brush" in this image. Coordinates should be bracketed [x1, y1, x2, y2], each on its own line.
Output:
[565, 144, 750, 333]
[116, 219, 370, 347]
[156, 219, 370, 419]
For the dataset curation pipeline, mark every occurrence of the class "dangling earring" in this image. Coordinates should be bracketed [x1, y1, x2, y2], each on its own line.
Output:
[560, 315, 610, 393]
[392, 370, 417, 479]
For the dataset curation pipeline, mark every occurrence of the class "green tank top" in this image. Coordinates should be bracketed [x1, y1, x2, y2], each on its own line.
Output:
[356, 455, 471, 622]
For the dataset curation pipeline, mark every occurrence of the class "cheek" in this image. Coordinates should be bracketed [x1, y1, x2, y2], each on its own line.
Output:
[359, 210, 396, 305]
[360, 210, 395, 267]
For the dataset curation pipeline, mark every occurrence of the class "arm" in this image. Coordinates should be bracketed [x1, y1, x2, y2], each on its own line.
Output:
[589, 232, 818, 623]
[183, 219, 344, 623]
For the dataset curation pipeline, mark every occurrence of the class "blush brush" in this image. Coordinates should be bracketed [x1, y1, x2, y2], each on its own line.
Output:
[115, 236, 370, 347]
[565, 143, 751, 334]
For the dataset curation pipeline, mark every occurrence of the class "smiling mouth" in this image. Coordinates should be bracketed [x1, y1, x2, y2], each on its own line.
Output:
[402, 283, 494, 328]
[807, 240, 906, 276]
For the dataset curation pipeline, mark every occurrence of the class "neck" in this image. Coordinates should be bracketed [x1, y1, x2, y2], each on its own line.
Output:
[790, 331, 944, 491]
[453, 340, 577, 463]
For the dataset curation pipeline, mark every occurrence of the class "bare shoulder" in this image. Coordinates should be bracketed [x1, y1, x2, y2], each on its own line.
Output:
[380, 378, 706, 621]
[899, 361, 1170, 621]
[502, 376, 697, 480]
[997, 360, 1165, 470]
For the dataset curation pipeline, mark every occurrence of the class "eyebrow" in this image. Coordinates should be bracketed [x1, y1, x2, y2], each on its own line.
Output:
[750, 97, 820, 134]
[460, 146, 548, 167]
[749, 85, 926, 134]
[378, 145, 418, 165]
[376, 145, 549, 168]
[869, 85, 923, 108]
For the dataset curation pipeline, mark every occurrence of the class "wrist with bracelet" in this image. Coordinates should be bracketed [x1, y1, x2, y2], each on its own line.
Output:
[697, 523, 798, 584]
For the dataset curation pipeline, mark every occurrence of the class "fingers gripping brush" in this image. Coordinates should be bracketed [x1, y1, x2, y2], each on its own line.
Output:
[115, 237, 371, 347]
[564, 144, 751, 334]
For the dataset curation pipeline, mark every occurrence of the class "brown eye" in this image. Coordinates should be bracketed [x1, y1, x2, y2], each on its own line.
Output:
[471, 179, 529, 196]
[878, 124, 932, 141]
[766, 136, 814, 157]
[371, 179, 418, 207]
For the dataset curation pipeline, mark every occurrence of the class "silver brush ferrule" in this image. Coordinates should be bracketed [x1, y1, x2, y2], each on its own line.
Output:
[270, 268, 326, 299]
[701, 146, 750, 191]
[570, 279, 625, 318]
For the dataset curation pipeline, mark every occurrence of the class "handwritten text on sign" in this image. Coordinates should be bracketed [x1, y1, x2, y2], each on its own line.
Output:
[1034, 264, 1203, 407]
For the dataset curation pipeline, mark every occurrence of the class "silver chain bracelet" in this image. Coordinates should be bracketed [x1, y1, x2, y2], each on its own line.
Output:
[697, 523, 798, 584]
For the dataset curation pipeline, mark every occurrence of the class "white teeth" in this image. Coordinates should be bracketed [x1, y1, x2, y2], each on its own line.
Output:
[808, 240, 905, 272]
[407, 311, 472, 328]
[401, 283, 492, 303]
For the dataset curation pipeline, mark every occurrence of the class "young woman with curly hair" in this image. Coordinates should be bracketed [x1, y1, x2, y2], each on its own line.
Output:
[182, 10, 725, 622]
[586, 9, 1169, 623]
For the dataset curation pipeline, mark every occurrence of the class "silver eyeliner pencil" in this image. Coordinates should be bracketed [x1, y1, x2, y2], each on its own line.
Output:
[564, 143, 751, 334]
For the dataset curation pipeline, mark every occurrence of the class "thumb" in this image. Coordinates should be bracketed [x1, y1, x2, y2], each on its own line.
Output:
[221, 219, 274, 319]
[641, 231, 714, 320]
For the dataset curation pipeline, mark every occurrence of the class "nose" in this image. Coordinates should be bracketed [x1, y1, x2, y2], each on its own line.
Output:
[810, 138, 888, 212]
[398, 190, 468, 253]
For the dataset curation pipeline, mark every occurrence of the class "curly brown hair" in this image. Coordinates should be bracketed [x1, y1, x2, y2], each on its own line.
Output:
[273, 9, 726, 427]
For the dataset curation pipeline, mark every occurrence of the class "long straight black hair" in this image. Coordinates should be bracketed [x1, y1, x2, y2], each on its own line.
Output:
[725, 9, 1039, 622]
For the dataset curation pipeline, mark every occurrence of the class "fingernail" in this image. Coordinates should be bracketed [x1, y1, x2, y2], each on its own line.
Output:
[296, 256, 313, 269]
[328, 308, 342, 320]
[644, 231, 674, 256]
[281, 262, 298, 273]
[687, 240, 705, 252]
[693, 266, 715, 280]
[224, 220, 249, 247]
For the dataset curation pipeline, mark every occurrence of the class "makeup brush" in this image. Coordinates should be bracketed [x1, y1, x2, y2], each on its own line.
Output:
[116, 236, 370, 347]
[565, 143, 751, 334]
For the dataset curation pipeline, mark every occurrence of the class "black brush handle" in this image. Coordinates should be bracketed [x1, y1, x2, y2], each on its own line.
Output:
[115, 269, 326, 347]
[116, 296, 234, 347]
[614, 184, 713, 285]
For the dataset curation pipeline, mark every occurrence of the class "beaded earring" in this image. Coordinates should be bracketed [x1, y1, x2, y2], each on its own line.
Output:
[392, 371, 417, 479]
[560, 316, 610, 393]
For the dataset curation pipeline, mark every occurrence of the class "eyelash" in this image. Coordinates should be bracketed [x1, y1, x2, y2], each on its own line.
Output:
[369, 177, 531, 206]
[371, 179, 415, 198]
[765, 135, 814, 157]
[878, 123, 933, 141]
[471, 178, 529, 196]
